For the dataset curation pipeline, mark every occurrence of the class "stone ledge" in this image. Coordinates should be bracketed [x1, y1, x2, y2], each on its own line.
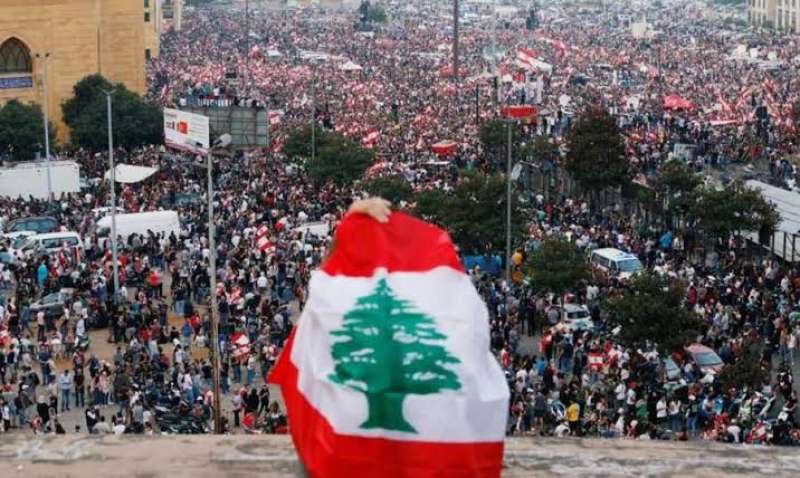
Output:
[1, 434, 799, 477]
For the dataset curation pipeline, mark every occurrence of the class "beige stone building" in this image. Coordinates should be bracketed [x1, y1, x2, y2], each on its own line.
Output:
[748, 0, 777, 27]
[748, 0, 800, 32]
[0, 0, 153, 143]
[775, 0, 800, 32]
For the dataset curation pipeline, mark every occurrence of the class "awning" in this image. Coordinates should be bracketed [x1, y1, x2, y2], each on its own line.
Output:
[105, 164, 158, 183]
[431, 140, 458, 157]
[502, 105, 539, 120]
[340, 60, 363, 72]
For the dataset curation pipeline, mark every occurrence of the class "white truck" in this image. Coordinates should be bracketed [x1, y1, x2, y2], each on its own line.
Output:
[0, 160, 81, 200]
[95, 210, 181, 244]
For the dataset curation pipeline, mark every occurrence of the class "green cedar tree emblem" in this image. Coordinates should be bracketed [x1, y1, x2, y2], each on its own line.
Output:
[328, 278, 462, 433]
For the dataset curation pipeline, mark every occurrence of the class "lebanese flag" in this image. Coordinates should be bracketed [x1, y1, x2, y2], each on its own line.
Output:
[515, 48, 537, 70]
[255, 224, 270, 240]
[230, 331, 251, 362]
[270, 212, 508, 477]
[269, 109, 284, 126]
[256, 235, 276, 255]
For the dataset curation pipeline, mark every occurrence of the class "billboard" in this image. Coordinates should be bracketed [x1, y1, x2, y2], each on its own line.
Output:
[164, 108, 210, 153]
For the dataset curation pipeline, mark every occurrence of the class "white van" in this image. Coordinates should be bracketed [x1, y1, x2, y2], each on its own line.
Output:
[590, 248, 643, 279]
[95, 210, 180, 244]
[20, 232, 84, 258]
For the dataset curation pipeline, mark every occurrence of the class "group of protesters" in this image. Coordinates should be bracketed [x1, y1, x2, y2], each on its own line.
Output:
[0, 0, 799, 445]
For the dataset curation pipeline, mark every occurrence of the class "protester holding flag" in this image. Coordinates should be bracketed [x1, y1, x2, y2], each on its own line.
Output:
[271, 198, 509, 477]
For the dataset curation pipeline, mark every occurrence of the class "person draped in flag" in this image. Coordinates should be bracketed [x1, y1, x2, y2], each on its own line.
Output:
[271, 198, 509, 477]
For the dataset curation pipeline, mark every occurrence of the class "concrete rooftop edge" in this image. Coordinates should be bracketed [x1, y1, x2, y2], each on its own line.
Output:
[1, 434, 800, 477]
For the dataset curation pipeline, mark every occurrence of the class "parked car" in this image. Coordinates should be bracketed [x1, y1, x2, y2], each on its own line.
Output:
[5, 216, 59, 234]
[685, 344, 725, 374]
[158, 192, 201, 209]
[551, 304, 594, 333]
[664, 357, 682, 381]
[29, 290, 73, 320]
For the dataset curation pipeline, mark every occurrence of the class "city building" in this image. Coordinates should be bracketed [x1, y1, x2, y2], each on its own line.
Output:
[0, 0, 152, 144]
[748, 0, 777, 28]
[776, 0, 800, 32]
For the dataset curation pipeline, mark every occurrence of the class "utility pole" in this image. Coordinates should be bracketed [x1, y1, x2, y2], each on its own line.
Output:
[104, 90, 120, 304]
[505, 122, 513, 283]
[244, 0, 250, 98]
[204, 134, 231, 434]
[36, 53, 53, 203]
[453, 0, 459, 81]
[475, 84, 481, 126]
[311, 67, 316, 163]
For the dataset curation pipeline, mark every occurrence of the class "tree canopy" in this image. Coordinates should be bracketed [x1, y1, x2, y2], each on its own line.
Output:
[0, 100, 56, 161]
[362, 175, 413, 204]
[717, 340, 767, 393]
[652, 160, 702, 216]
[605, 273, 706, 355]
[414, 172, 522, 254]
[692, 182, 779, 241]
[283, 125, 328, 161]
[307, 133, 373, 187]
[479, 119, 523, 170]
[527, 238, 590, 299]
[62, 74, 162, 151]
[564, 106, 629, 193]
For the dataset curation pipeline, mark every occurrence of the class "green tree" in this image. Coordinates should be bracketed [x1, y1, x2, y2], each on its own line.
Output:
[717, 340, 767, 393]
[283, 125, 329, 161]
[308, 133, 373, 187]
[652, 160, 701, 216]
[0, 100, 56, 161]
[527, 238, 590, 301]
[329, 278, 461, 433]
[415, 172, 522, 254]
[692, 182, 779, 243]
[605, 273, 706, 355]
[62, 74, 162, 151]
[366, 4, 388, 23]
[564, 106, 629, 195]
[363, 175, 413, 204]
[479, 119, 523, 170]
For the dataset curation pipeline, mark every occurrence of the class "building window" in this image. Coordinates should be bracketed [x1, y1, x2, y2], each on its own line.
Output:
[0, 37, 32, 74]
[145, 12, 151, 22]
[145, 49, 151, 60]
[144, 0, 150, 7]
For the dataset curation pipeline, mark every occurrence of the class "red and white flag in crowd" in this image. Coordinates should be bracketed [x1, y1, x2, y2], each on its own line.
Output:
[0, 328, 10, 346]
[270, 212, 508, 477]
[230, 331, 251, 362]
[255, 224, 270, 239]
[254, 224, 276, 255]
[268, 109, 284, 126]
[227, 286, 243, 304]
[256, 235, 276, 255]
[515, 47, 538, 70]
[361, 130, 380, 148]
[588, 351, 604, 372]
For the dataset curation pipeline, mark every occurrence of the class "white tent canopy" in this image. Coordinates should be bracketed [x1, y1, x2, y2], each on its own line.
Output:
[105, 164, 158, 184]
[340, 60, 363, 71]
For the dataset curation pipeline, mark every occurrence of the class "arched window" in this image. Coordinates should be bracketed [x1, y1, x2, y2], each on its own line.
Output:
[0, 38, 32, 75]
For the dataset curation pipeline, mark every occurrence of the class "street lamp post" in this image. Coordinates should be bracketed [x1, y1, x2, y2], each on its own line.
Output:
[506, 121, 513, 283]
[104, 89, 120, 303]
[35, 53, 53, 203]
[204, 134, 232, 434]
[311, 68, 316, 163]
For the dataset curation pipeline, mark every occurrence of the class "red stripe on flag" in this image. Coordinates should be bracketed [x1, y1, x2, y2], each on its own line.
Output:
[269, 330, 504, 478]
[321, 212, 463, 277]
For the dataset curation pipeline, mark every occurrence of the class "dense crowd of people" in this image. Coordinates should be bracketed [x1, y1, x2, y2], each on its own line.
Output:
[0, 0, 799, 447]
